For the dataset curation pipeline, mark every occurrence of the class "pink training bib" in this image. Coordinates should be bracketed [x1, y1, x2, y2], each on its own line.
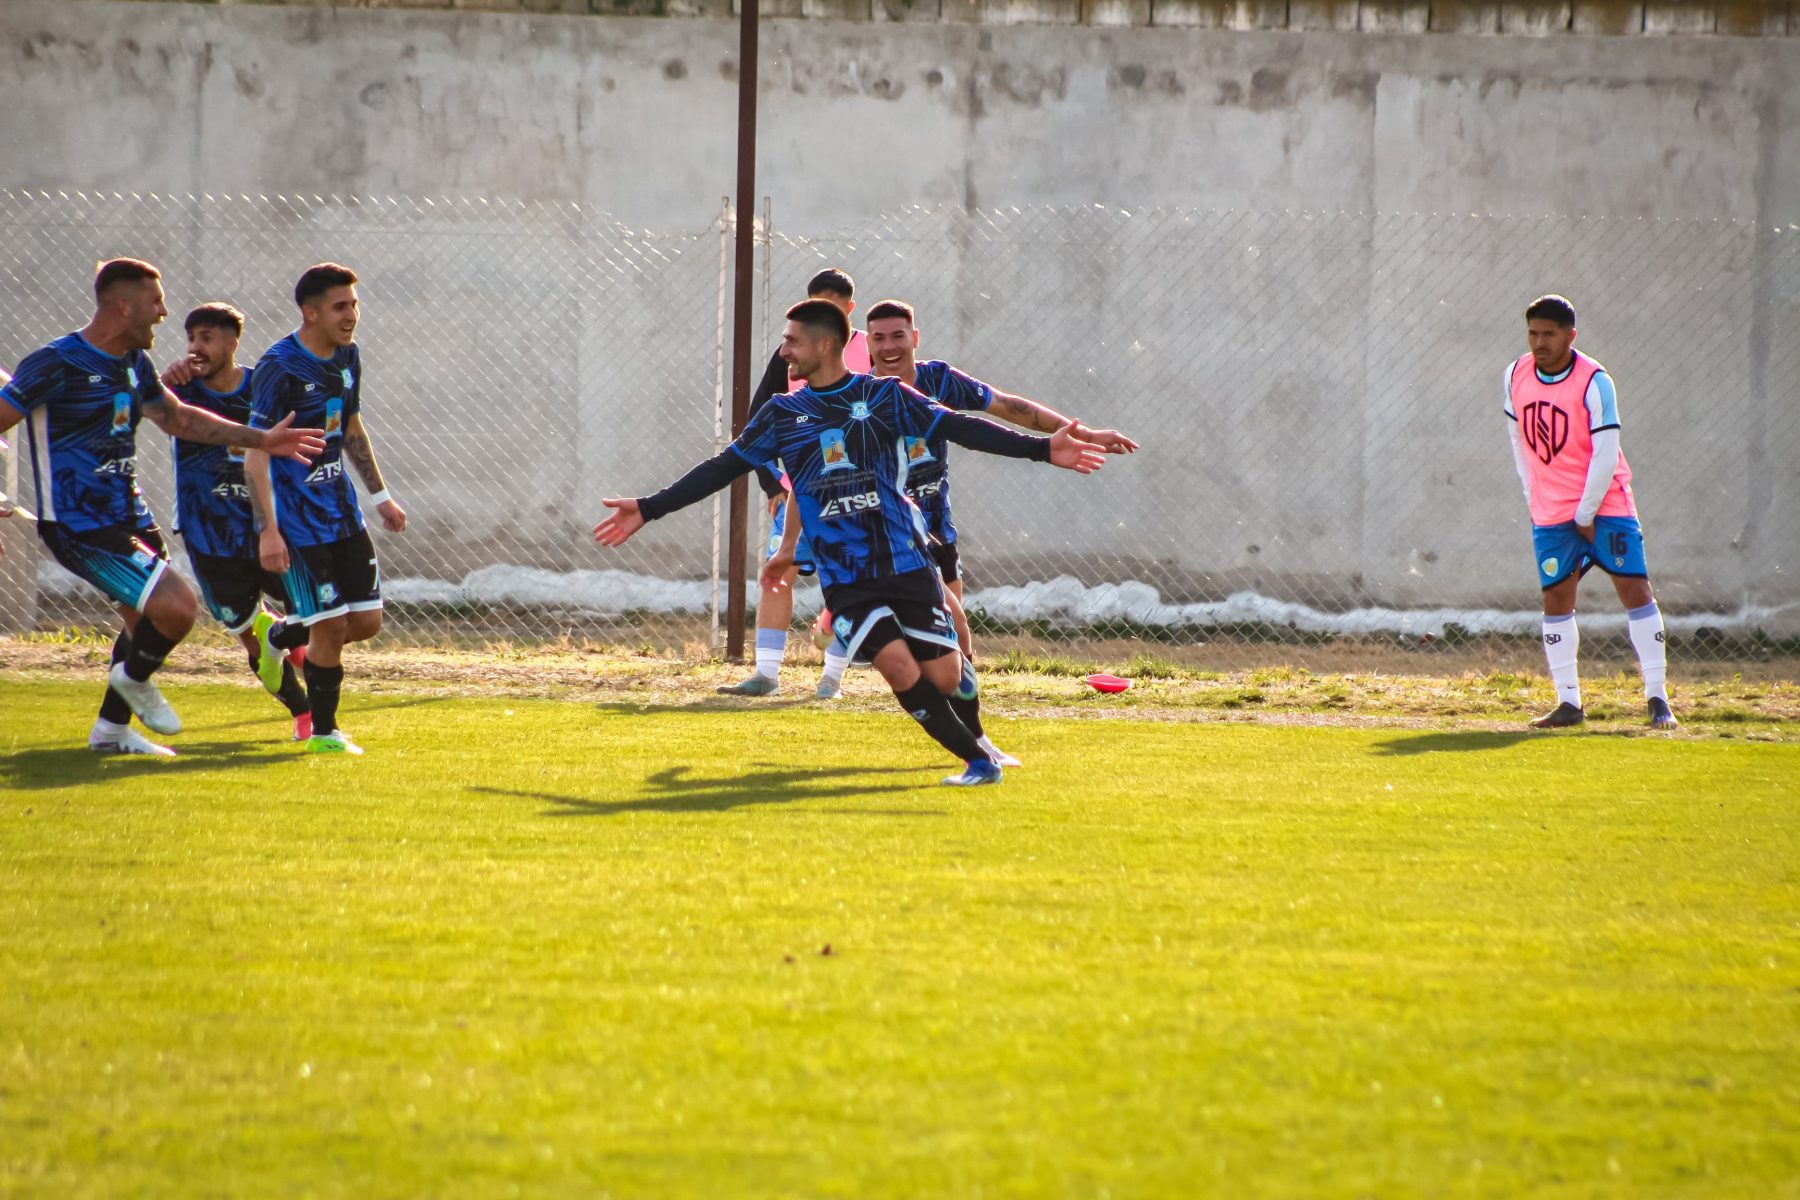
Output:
[1510, 350, 1634, 526]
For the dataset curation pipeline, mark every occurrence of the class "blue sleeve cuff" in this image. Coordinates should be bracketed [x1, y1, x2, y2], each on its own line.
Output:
[0, 389, 27, 418]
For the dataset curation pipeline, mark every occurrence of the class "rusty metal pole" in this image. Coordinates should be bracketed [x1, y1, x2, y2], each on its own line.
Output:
[724, 0, 759, 661]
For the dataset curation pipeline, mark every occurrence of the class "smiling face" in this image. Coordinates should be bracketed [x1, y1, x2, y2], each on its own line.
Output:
[303, 284, 360, 349]
[778, 319, 830, 381]
[185, 322, 240, 383]
[866, 314, 919, 380]
[110, 278, 168, 352]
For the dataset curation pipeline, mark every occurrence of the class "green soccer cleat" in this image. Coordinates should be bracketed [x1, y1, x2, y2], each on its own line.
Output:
[251, 609, 284, 694]
[306, 729, 364, 756]
[716, 675, 779, 697]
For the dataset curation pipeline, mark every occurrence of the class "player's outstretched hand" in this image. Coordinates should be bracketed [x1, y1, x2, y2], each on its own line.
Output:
[378, 498, 407, 533]
[161, 357, 198, 389]
[595, 498, 645, 547]
[259, 528, 289, 575]
[1074, 423, 1139, 454]
[261, 412, 328, 464]
[1048, 423, 1108, 475]
[760, 550, 795, 593]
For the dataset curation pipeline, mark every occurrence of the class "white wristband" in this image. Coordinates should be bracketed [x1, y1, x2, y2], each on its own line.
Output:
[368, 488, 392, 507]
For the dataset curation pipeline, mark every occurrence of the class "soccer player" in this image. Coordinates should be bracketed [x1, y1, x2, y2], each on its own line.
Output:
[1505, 294, 1676, 730]
[717, 268, 871, 698]
[159, 303, 313, 739]
[0, 258, 324, 755]
[245, 263, 408, 756]
[854, 297, 1138, 674]
[596, 300, 1107, 786]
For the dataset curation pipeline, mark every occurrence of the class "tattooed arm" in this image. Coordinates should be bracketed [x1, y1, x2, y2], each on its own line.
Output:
[342, 411, 407, 532]
[984, 388, 1138, 454]
[143, 388, 324, 459]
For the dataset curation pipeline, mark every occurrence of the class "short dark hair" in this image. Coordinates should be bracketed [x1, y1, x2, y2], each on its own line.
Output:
[1525, 294, 1576, 328]
[864, 299, 915, 326]
[295, 262, 358, 309]
[93, 258, 160, 301]
[184, 302, 245, 338]
[806, 268, 855, 301]
[786, 298, 850, 346]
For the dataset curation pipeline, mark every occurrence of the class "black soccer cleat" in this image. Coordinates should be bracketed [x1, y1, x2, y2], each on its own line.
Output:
[1529, 701, 1586, 729]
[1648, 697, 1679, 730]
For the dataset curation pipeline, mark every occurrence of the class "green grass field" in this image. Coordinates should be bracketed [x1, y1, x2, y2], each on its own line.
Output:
[2, 672, 1798, 1197]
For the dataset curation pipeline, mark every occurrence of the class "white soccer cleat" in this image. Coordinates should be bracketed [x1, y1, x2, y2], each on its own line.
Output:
[88, 721, 176, 757]
[977, 735, 1021, 768]
[107, 663, 182, 735]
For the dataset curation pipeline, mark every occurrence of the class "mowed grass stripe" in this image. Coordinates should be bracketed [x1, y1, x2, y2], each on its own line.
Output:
[1, 680, 1796, 1198]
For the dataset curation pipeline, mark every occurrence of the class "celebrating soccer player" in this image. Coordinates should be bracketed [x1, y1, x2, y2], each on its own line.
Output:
[856, 298, 1137, 689]
[596, 300, 1107, 786]
[1505, 294, 1676, 730]
[717, 268, 871, 698]
[245, 264, 408, 756]
[159, 303, 313, 740]
[0, 259, 324, 754]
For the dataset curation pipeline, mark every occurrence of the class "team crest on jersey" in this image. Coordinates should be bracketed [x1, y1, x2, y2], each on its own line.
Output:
[111, 392, 132, 434]
[849, 401, 870, 421]
[904, 437, 934, 465]
[1541, 557, 1559, 578]
[1520, 401, 1569, 465]
[819, 429, 855, 473]
[341, 368, 354, 391]
[126, 366, 139, 388]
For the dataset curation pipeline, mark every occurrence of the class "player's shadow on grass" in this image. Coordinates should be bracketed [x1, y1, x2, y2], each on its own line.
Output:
[473, 763, 945, 817]
[0, 742, 288, 791]
[1370, 731, 1540, 756]
[183, 693, 453, 735]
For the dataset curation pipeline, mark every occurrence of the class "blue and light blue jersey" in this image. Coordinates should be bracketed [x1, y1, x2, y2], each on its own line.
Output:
[172, 367, 257, 558]
[0, 333, 161, 532]
[903, 360, 994, 545]
[250, 334, 364, 547]
[730, 373, 949, 589]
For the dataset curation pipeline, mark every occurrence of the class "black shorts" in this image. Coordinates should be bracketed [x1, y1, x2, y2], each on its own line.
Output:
[188, 550, 294, 634]
[929, 538, 961, 585]
[822, 569, 961, 665]
[38, 521, 172, 613]
[281, 527, 382, 625]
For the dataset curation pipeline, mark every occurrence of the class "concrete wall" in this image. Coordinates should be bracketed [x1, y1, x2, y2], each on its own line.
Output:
[1, 1, 1796, 620]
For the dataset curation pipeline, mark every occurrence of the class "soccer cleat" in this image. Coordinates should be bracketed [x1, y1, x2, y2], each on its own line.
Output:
[107, 663, 182, 735]
[88, 722, 176, 757]
[977, 736, 1022, 768]
[250, 609, 283, 694]
[306, 729, 363, 755]
[1529, 701, 1586, 729]
[815, 675, 843, 701]
[292, 711, 314, 742]
[942, 758, 1003, 787]
[716, 674, 779, 697]
[1648, 697, 1679, 730]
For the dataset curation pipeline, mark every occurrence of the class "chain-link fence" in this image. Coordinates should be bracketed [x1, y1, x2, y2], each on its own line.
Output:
[3, 189, 1797, 668]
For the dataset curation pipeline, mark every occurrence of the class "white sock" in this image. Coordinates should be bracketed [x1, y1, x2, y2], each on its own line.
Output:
[820, 649, 849, 685]
[1627, 602, 1668, 702]
[1542, 614, 1581, 707]
[754, 648, 783, 681]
